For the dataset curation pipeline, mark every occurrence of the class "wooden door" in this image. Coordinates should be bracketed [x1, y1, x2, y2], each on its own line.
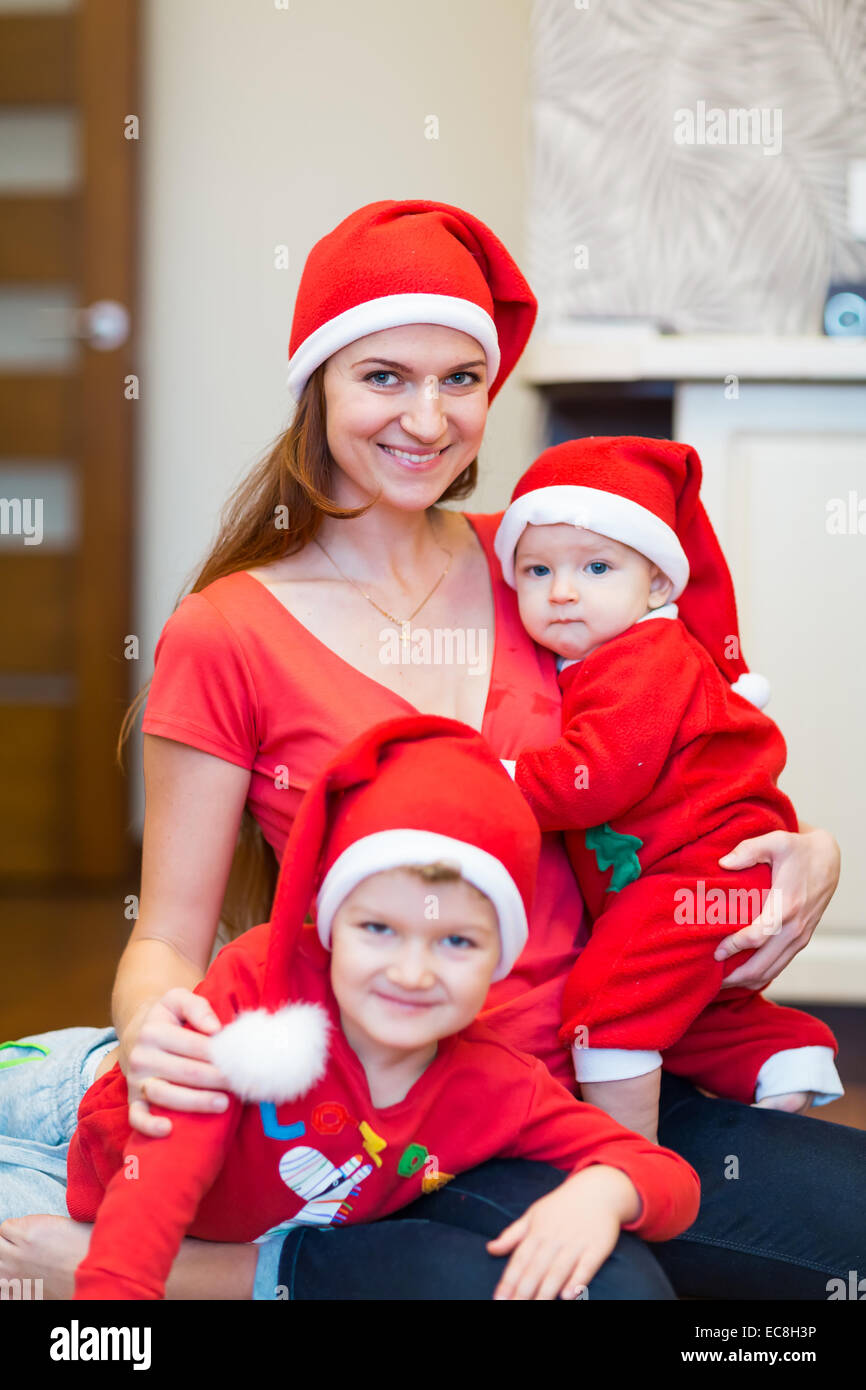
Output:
[0, 0, 138, 882]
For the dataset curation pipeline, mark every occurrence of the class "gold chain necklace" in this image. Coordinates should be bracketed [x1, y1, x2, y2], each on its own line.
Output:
[313, 514, 453, 660]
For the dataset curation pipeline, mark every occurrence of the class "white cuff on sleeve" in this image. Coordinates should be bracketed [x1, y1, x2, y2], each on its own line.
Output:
[754, 1046, 844, 1106]
[500, 759, 516, 779]
[572, 1045, 663, 1083]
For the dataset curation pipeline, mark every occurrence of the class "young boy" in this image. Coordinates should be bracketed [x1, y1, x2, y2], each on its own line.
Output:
[493, 436, 842, 1143]
[67, 713, 700, 1301]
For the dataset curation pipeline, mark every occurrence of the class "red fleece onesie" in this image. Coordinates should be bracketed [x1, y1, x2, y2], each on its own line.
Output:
[514, 610, 839, 1104]
[68, 921, 700, 1301]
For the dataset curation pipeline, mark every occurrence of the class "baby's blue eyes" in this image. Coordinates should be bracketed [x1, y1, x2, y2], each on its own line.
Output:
[525, 561, 610, 577]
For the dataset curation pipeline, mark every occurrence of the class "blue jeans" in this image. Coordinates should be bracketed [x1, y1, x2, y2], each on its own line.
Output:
[273, 1159, 675, 1299]
[270, 1072, 866, 1300]
[653, 1072, 866, 1299]
[0, 1028, 118, 1221]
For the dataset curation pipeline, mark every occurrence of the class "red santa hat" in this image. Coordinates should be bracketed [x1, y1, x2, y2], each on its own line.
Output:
[286, 199, 537, 403]
[493, 436, 771, 709]
[210, 714, 541, 1104]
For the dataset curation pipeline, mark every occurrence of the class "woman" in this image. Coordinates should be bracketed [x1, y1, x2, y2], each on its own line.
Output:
[1, 200, 860, 1301]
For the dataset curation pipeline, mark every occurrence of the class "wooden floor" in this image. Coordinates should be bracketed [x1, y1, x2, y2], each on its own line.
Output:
[2, 887, 864, 1130]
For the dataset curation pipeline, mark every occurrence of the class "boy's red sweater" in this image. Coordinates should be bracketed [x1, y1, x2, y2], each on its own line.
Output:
[68, 923, 700, 1300]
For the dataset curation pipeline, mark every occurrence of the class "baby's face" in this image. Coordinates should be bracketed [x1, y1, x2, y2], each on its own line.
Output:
[329, 868, 500, 1057]
[514, 523, 673, 661]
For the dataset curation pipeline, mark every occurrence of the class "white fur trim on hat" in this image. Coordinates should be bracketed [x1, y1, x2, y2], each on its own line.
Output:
[315, 828, 527, 982]
[493, 485, 690, 596]
[208, 1003, 330, 1104]
[286, 293, 500, 401]
[731, 671, 771, 710]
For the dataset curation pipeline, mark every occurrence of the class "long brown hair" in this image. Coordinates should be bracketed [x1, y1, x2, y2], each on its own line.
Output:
[117, 363, 479, 940]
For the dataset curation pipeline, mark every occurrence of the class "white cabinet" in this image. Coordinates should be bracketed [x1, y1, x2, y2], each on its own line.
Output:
[675, 383, 866, 1001]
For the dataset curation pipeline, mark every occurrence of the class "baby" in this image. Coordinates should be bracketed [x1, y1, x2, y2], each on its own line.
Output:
[494, 436, 842, 1143]
[67, 713, 699, 1301]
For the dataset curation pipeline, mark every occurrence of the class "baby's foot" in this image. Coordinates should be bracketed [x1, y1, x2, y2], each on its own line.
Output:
[0, 1213, 93, 1299]
[752, 1090, 815, 1114]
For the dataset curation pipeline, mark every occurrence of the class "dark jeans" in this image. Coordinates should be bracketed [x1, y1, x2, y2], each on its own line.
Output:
[276, 1073, 866, 1300]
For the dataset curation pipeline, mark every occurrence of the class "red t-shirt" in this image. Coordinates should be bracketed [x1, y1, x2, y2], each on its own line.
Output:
[68, 923, 701, 1301]
[140, 513, 587, 1084]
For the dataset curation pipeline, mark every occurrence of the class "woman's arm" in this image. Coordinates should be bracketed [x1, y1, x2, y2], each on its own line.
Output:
[110, 733, 253, 1136]
[713, 821, 841, 989]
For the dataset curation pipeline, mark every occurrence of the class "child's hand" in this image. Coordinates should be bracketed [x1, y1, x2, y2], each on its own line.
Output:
[487, 1164, 641, 1300]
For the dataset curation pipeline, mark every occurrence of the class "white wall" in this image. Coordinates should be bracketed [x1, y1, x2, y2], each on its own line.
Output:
[132, 0, 538, 827]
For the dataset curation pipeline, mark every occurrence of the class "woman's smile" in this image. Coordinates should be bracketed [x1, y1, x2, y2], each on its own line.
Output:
[377, 443, 450, 470]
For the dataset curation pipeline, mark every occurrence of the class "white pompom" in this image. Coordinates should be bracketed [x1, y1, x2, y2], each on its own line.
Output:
[731, 671, 771, 710]
[209, 1003, 330, 1103]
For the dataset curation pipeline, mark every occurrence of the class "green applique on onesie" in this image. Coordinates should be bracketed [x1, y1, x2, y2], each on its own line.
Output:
[585, 823, 644, 893]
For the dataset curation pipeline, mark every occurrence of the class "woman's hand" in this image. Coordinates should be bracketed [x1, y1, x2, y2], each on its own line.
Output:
[122, 988, 230, 1137]
[486, 1165, 640, 1301]
[714, 826, 841, 990]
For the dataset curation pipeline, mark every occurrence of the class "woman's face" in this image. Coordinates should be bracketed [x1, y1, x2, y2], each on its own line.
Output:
[322, 323, 489, 512]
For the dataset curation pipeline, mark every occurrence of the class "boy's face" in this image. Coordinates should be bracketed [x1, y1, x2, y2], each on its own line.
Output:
[328, 867, 501, 1055]
[514, 522, 673, 661]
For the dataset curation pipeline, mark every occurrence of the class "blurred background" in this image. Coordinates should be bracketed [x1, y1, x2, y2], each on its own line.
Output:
[1, 0, 864, 1123]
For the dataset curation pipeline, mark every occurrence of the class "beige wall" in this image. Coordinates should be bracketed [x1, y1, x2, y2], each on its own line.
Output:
[137, 0, 538, 626]
[132, 0, 539, 825]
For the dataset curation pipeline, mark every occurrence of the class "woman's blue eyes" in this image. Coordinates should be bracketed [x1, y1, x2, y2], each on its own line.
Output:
[363, 370, 480, 387]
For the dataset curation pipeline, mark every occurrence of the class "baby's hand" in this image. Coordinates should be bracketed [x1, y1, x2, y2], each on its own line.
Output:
[753, 1089, 815, 1114]
[487, 1164, 641, 1301]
